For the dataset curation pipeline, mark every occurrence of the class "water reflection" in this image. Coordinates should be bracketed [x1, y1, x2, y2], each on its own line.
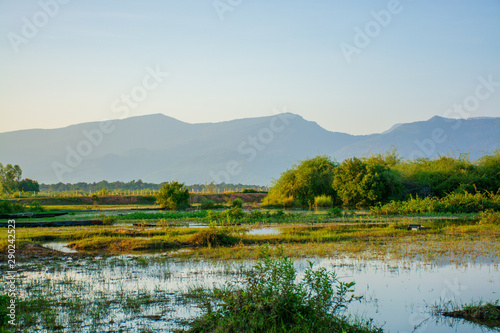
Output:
[11, 255, 499, 333]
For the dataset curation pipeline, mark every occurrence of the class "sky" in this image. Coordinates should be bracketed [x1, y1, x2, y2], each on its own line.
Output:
[1, 0, 499, 135]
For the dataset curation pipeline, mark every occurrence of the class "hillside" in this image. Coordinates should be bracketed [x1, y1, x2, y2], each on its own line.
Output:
[1, 113, 499, 185]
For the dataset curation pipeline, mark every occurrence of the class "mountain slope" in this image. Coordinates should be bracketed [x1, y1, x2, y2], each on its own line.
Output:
[0, 114, 498, 185]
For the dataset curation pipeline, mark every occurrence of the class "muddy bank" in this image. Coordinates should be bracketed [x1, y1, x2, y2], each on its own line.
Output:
[1, 241, 88, 259]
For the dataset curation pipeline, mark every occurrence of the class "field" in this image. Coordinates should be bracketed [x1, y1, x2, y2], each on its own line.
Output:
[1, 194, 499, 332]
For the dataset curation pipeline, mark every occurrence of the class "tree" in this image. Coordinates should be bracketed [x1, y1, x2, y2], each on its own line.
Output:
[0, 163, 22, 194]
[156, 181, 190, 210]
[333, 157, 401, 207]
[264, 156, 337, 207]
[18, 178, 40, 193]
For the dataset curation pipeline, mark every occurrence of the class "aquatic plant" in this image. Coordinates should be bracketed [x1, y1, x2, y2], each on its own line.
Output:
[183, 246, 381, 333]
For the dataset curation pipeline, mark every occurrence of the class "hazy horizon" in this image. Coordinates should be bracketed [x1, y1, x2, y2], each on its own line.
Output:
[0, 111, 498, 137]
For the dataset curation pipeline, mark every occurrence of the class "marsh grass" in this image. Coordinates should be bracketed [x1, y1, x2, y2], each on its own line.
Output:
[435, 300, 500, 328]
[10, 260, 173, 332]
[181, 246, 381, 333]
[2, 214, 498, 261]
[371, 192, 500, 215]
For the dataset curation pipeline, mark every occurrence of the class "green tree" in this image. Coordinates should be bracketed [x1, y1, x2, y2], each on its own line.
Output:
[396, 155, 476, 197]
[18, 178, 40, 193]
[333, 157, 401, 207]
[475, 149, 500, 193]
[0, 163, 22, 194]
[156, 181, 190, 210]
[264, 156, 337, 207]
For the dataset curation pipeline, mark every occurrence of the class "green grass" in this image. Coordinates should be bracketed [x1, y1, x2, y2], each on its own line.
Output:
[371, 192, 500, 215]
[116, 211, 209, 221]
[437, 300, 500, 328]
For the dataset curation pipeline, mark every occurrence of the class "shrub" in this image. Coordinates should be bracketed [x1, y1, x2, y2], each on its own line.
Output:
[184, 246, 379, 333]
[206, 207, 245, 222]
[272, 209, 285, 219]
[99, 213, 117, 225]
[0, 200, 25, 214]
[249, 210, 264, 219]
[333, 157, 402, 207]
[314, 195, 333, 208]
[200, 199, 215, 210]
[479, 210, 500, 225]
[241, 188, 258, 193]
[188, 227, 239, 247]
[264, 156, 337, 207]
[0, 294, 10, 331]
[156, 181, 190, 210]
[28, 200, 44, 212]
[224, 207, 244, 220]
[328, 207, 343, 218]
[230, 198, 243, 208]
[370, 192, 500, 215]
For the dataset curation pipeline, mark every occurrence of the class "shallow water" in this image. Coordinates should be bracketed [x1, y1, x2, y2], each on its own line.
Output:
[246, 227, 281, 235]
[8, 255, 500, 333]
[42, 242, 78, 253]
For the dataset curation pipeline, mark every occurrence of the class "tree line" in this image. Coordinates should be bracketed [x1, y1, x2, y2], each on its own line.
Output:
[0, 163, 39, 195]
[39, 181, 266, 194]
[263, 150, 500, 208]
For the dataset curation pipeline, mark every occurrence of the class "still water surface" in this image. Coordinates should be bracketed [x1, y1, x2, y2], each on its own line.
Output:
[16, 249, 498, 333]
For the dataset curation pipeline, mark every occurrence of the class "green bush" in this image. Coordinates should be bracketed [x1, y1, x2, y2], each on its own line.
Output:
[314, 195, 333, 208]
[333, 156, 402, 207]
[184, 247, 380, 333]
[0, 200, 25, 214]
[264, 156, 337, 207]
[206, 207, 245, 222]
[328, 207, 343, 218]
[28, 200, 44, 212]
[99, 213, 117, 225]
[188, 226, 239, 247]
[230, 198, 243, 208]
[0, 294, 11, 331]
[479, 210, 500, 225]
[200, 199, 216, 210]
[224, 207, 244, 220]
[156, 181, 190, 210]
[370, 192, 500, 215]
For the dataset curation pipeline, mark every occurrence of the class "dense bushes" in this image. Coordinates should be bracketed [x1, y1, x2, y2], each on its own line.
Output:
[333, 156, 402, 207]
[156, 181, 190, 210]
[370, 192, 500, 215]
[263, 156, 337, 207]
[264, 150, 500, 209]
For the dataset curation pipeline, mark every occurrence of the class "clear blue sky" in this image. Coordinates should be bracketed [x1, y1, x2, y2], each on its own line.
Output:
[1, 0, 499, 135]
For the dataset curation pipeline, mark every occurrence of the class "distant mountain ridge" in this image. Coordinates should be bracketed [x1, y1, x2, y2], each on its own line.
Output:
[1, 113, 499, 185]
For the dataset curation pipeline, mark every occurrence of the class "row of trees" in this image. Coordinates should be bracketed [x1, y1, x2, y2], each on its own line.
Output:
[263, 150, 500, 208]
[40, 180, 266, 194]
[0, 163, 39, 195]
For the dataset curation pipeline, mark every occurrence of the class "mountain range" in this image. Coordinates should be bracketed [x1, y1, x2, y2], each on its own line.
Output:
[1, 113, 499, 185]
